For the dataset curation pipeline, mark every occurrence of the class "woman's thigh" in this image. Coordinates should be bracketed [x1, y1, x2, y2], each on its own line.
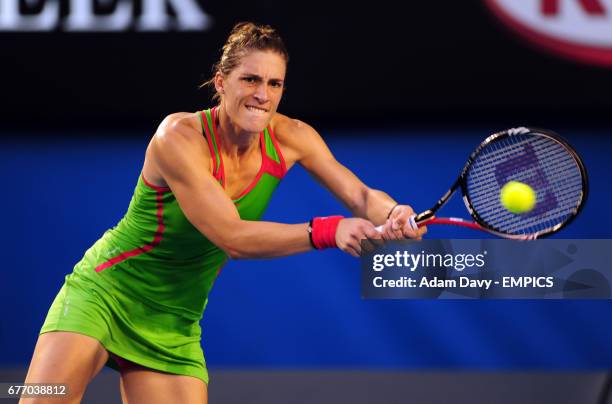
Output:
[20, 331, 109, 404]
[120, 367, 207, 404]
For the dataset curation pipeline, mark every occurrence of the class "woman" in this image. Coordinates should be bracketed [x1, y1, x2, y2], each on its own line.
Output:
[22, 22, 426, 404]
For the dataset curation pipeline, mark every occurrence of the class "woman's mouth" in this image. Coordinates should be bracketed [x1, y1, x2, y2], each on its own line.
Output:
[245, 105, 268, 115]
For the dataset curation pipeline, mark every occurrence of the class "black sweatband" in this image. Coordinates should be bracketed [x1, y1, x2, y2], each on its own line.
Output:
[387, 203, 400, 219]
[307, 219, 317, 249]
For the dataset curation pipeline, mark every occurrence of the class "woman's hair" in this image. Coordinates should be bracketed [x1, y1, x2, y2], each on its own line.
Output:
[202, 22, 289, 101]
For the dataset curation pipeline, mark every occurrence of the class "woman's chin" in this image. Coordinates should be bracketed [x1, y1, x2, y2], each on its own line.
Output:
[240, 118, 268, 134]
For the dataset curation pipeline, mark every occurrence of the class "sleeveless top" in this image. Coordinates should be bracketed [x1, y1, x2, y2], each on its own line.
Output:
[71, 107, 287, 322]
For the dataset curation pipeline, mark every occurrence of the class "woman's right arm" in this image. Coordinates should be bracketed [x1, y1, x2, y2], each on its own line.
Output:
[150, 115, 378, 258]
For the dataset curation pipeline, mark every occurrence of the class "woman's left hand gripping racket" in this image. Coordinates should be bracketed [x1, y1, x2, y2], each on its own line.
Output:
[378, 127, 588, 239]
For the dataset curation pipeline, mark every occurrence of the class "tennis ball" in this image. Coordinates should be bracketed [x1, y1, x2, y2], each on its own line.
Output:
[500, 181, 536, 214]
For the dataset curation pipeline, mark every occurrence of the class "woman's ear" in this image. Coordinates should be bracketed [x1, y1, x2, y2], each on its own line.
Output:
[214, 72, 225, 95]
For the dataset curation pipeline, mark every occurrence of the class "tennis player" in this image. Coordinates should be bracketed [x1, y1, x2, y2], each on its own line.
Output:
[21, 22, 426, 404]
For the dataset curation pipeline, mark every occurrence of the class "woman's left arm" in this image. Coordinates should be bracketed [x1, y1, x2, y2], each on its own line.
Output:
[277, 117, 425, 239]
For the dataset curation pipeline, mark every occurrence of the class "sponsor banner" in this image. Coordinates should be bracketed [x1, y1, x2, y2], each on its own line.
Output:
[361, 239, 612, 299]
[0, 0, 212, 32]
[485, 0, 612, 66]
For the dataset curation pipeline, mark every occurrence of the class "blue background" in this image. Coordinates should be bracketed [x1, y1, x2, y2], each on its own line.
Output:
[1, 129, 611, 369]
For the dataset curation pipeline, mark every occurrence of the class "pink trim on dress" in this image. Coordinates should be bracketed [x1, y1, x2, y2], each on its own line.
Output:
[200, 111, 221, 181]
[267, 125, 287, 177]
[95, 182, 167, 273]
[141, 173, 170, 192]
[211, 107, 226, 187]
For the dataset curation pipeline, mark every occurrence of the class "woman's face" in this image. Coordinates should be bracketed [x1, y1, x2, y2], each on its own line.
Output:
[216, 50, 286, 134]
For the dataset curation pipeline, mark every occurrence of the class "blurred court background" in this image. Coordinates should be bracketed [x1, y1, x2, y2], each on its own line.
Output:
[2, 1, 612, 403]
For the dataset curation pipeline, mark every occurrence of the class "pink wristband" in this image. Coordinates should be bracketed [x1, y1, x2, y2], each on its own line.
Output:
[310, 216, 344, 249]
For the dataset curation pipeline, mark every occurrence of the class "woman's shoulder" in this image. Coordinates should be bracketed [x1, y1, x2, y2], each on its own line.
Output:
[269, 112, 325, 166]
[270, 112, 317, 145]
[157, 112, 202, 137]
[151, 111, 211, 158]
[143, 111, 212, 186]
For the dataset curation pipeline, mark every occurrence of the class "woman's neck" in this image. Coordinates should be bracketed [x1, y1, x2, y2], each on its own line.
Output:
[216, 105, 259, 159]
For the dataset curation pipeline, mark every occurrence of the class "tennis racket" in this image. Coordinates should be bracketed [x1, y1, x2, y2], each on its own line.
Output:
[378, 127, 588, 239]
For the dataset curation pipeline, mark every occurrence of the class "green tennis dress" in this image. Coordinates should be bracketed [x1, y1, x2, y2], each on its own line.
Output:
[40, 107, 287, 384]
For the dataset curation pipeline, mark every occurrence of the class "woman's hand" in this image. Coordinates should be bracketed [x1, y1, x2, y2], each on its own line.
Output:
[335, 218, 382, 257]
[380, 205, 428, 241]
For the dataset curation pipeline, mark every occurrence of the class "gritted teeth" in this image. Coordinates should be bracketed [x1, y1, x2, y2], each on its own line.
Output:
[245, 105, 268, 113]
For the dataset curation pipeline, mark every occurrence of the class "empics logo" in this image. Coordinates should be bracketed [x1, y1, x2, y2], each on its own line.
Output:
[484, 0, 612, 66]
[0, 0, 212, 32]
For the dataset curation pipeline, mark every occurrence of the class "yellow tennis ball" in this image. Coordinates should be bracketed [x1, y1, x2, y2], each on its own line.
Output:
[500, 181, 536, 214]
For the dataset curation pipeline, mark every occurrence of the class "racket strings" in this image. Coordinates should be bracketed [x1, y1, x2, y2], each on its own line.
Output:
[465, 134, 584, 235]
[470, 138, 582, 233]
[473, 157, 581, 232]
